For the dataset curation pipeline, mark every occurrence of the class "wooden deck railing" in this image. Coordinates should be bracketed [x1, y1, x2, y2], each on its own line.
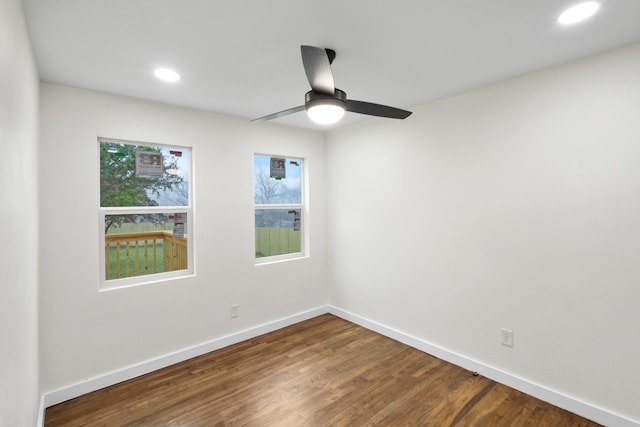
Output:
[105, 231, 187, 280]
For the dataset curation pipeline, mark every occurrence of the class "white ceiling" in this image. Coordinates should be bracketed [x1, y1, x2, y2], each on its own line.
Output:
[22, 0, 640, 130]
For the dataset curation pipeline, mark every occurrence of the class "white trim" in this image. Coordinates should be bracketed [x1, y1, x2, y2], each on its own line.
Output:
[327, 306, 640, 427]
[40, 305, 639, 426]
[42, 306, 327, 408]
[37, 393, 45, 427]
[255, 252, 306, 265]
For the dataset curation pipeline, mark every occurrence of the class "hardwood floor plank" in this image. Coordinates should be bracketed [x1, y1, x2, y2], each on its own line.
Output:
[45, 314, 601, 426]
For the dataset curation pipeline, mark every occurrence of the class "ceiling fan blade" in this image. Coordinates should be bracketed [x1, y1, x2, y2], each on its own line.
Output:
[251, 105, 306, 122]
[301, 45, 335, 95]
[346, 100, 412, 119]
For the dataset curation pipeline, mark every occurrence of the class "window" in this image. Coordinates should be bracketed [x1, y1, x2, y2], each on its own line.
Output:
[99, 138, 193, 289]
[254, 154, 304, 262]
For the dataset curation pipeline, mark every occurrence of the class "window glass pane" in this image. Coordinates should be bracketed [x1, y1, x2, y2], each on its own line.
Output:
[254, 155, 302, 204]
[104, 213, 188, 280]
[255, 209, 301, 258]
[100, 141, 189, 207]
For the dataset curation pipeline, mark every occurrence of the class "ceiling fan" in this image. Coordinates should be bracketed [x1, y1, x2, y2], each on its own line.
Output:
[252, 45, 412, 125]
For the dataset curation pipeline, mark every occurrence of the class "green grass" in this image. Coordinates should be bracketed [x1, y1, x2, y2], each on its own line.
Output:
[106, 242, 166, 280]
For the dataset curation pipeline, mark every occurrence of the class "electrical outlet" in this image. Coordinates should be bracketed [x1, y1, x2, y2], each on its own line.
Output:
[501, 328, 513, 347]
[230, 304, 239, 318]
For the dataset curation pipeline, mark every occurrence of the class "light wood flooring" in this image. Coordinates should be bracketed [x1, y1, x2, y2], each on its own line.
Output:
[45, 314, 601, 426]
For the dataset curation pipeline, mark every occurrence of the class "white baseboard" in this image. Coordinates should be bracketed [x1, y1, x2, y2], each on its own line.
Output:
[40, 305, 638, 427]
[36, 393, 45, 427]
[42, 306, 327, 409]
[328, 306, 639, 427]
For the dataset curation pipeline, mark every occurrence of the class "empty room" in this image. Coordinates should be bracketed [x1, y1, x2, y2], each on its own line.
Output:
[2, 0, 640, 426]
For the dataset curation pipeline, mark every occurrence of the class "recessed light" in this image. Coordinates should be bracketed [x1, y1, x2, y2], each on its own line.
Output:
[558, 2, 600, 25]
[154, 68, 180, 82]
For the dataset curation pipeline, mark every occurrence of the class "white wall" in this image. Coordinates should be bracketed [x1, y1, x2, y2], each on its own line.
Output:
[39, 83, 328, 393]
[0, 0, 40, 425]
[327, 43, 640, 423]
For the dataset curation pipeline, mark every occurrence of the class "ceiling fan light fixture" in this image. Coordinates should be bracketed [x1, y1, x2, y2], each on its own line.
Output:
[305, 89, 347, 125]
[306, 102, 345, 125]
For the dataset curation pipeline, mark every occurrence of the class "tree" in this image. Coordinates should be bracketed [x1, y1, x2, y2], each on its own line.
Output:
[254, 167, 281, 228]
[254, 166, 283, 204]
[100, 142, 184, 232]
[163, 179, 189, 206]
[254, 167, 301, 228]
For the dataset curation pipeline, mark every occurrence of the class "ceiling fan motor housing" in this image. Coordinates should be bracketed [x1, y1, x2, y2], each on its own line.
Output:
[305, 89, 347, 111]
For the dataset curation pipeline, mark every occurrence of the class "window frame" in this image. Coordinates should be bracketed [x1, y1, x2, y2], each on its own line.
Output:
[254, 153, 306, 264]
[98, 137, 194, 290]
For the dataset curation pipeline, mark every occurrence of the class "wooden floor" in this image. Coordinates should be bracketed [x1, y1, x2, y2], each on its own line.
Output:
[45, 314, 601, 426]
